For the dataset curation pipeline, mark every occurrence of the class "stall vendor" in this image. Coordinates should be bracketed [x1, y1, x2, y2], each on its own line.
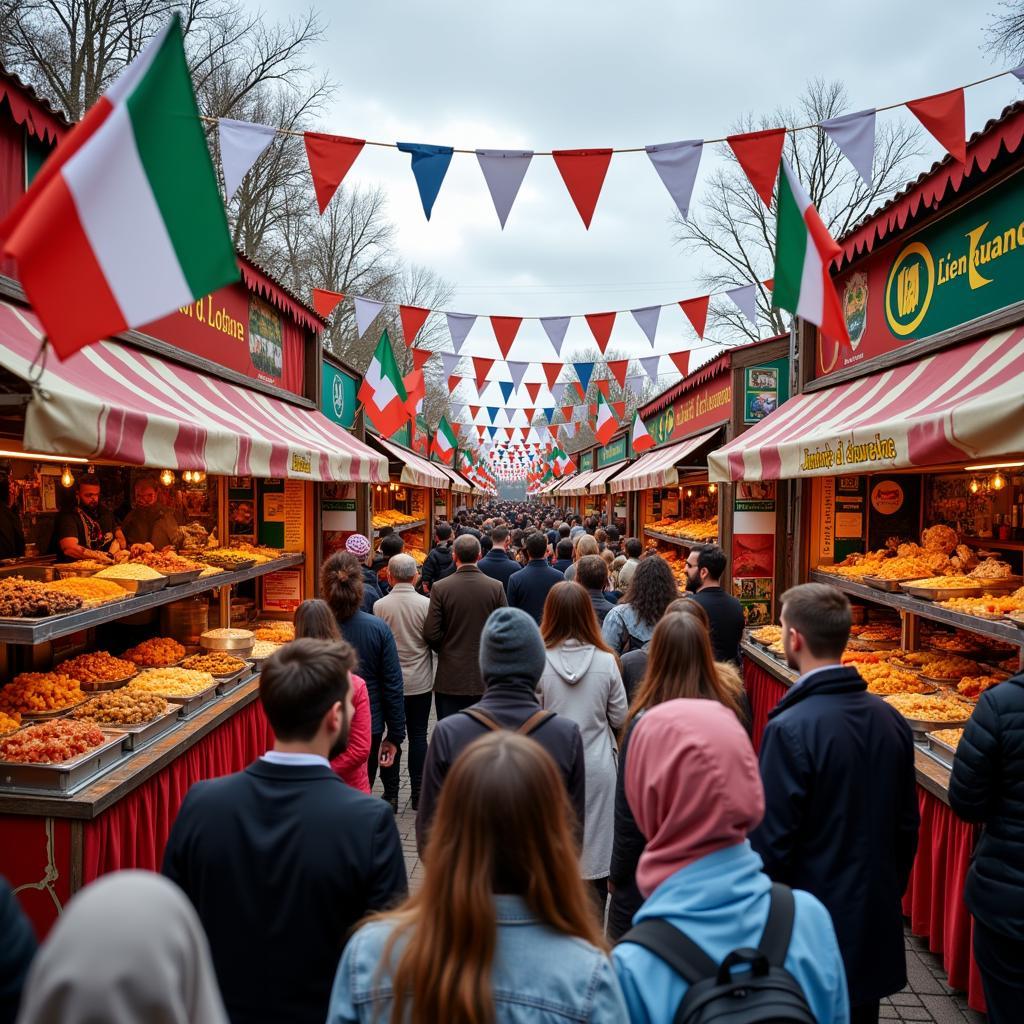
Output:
[121, 476, 182, 551]
[56, 477, 124, 562]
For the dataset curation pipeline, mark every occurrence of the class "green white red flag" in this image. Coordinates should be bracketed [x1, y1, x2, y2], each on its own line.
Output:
[0, 17, 237, 359]
[594, 391, 617, 445]
[631, 412, 655, 453]
[433, 416, 457, 464]
[358, 331, 409, 438]
[773, 159, 849, 347]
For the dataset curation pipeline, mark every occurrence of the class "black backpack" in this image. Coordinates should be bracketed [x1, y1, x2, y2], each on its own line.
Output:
[617, 884, 817, 1024]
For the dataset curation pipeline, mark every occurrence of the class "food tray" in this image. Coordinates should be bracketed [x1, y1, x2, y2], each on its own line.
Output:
[200, 629, 255, 653]
[0, 565, 59, 582]
[76, 672, 137, 692]
[918, 674, 968, 687]
[215, 669, 251, 696]
[103, 705, 182, 751]
[974, 575, 1024, 592]
[862, 575, 928, 593]
[163, 682, 220, 719]
[101, 575, 169, 596]
[201, 556, 256, 572]
[899, 582, 986, 601]
[54, 564, 104, 579]
[1004, 611, 1024, 629]
[160, 568, 203, 587]
[21, 698, 90, 720]
[924, 731, 960, 767]
[0, 731, 127, 795]
[901, 714, 972, 737]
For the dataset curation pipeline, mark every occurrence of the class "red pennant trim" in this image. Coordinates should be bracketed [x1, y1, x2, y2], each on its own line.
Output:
[447, 374, 460, 392]
[612, 401, 627, 419]
[906, 88, 966, 164]
[490, 316, 523, 358]
[726, 128, 786, 207]
[542, 362, 562, 389]
[311, 288, 344, 318]
[670, 350, 690, 377]
[399, 305, 431, 347]
[548, 425, 560, 438]
[304, 132, 366, 213]
[469, 405, 481, 418]
[561, 405, 574, 421]
[679, 295, 710, 339]
[606, 359, 629, 388]
[411, 347, 432, 372]
[525, 381, 542, 402]
[584, 311, 616, 354]
[589, 402, 598, 416]
[763, 277, 774, 292]
[473, 357, 495, 390]
[524, 408, 535, 423]
[595, 378, 611, 400]
[572, 382, 586, 402]
[551, 148, 614, 228]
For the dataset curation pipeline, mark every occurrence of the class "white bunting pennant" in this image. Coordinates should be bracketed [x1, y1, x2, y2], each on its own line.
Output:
[630, 305, 662, 346]
[354, 297, 385, 338]
[508, 360, 530, 391]
[564, 420, 579, 438]
[625, 374, 647, 394]
[218, 118, 278, 202]
[476, 149, 534, 228]
[640, 355, 661, 381]
[446, 312, 477, 353]
[725, 284, 758, 327]
[572, 405, 589, 422]
[820, 109, 876, 187]
[540, 316, 571, 355]
[551, 382, 568, 405]
[1013, 64, 1024, 85]
[645, 139, 703, 221]
[439, 352, 461, 377]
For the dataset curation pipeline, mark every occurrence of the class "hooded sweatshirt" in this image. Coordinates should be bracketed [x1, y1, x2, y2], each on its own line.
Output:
[538, 639, 627, 879]
[612, 700, 849, 1024]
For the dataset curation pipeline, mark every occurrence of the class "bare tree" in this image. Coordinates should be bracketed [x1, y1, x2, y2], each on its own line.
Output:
[675, 79, 923, 342]
[986, 1, 1024, 60]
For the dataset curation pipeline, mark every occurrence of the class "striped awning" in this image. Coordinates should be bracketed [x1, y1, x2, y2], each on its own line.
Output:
[709, 326, 1024, 482]
[0, 299, 388, 482]
[369, 434, 451, 490]
[557, 469, 603, 496]
[433, 462, 472, 494]
[610, 430, 719, 493]
[588, 462, 628, 495]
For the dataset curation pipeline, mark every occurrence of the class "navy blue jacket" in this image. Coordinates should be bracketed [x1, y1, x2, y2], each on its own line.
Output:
[360, 566, 383, 612]
[0, 878, 35, 1024]
[552, 558, 573, 574]
[586, 588, 615, 625]
[336, 610, 406, 742]
[949, 674, 1024, 941]
[477, 547, 521, 587]
[750, 665, 919, 1007]
[506, 558, 565, 623]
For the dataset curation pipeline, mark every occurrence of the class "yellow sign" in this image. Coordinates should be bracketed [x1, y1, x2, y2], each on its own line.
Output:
[289, 450, 312, 476]
[885, 242, 934, 336]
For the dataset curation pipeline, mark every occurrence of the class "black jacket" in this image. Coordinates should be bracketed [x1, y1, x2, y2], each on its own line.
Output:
[506, 559, 565, 623]
[949, 674, 1024, 940]
[552, 558, 573, 574]
[360, 565, 383, 613]
[620, 649, 648, 702]
[420, 541, 454, 591]
[337, 610, 406, 741]
[163, 760, 407, 1024]
[609, 717, 645, 940]
[689, 587, 745, 664]
[586, 588, 615, 625]
[477, 548, 521, 587]
[416, 679, 586, 856]
[750, 666, 920, 1006]
[0, 878, 35, 1024]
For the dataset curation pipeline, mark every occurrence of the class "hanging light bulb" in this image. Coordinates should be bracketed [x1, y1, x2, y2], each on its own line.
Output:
[991, 472, 1007, 491]
[182, 470, 193, 484]
[969, 477, 981, 495]
[60, 465, 74, 488]
[196, 471, 206, 483]
[686, 488, 693, 498]
[708, 482, 718, 495]
[160, 469, 174, 487]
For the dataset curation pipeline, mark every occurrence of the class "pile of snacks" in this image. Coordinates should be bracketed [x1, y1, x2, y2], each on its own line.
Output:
[251, 640, 282, 659]
[45, 576, 127, 605]
[0, 710, 21, 735]
[856, 663, 934, 695]
[938, 594, 1024, 618]
[867, 554, 949, 580]
[895, 653, 982, 680]
[901, 576, 981, 590]
[57, 559, 112, 572]
[198, 565, 225, 579]
[856, 624, 902, 644]
[969, 558, 1014, 580]
[202, 628, 254, 642]
[884, 693, 971, 722]
[0, 719, 105, 764]
[198, 550, 258, 570]
[0, 577, 83, 617]
[956, 675, 1006, 700]
[131, 551, 203, 573]
[96, 563, 164, 581]
[73, 691, 168, 726]
[57, 652, 137, 685]
[924, 630, 989, 655]
[930, 728, 964, 748]
[122, 637, 186, 668]
[406, 547, 427, 565]
[0, 673, 85, 715]
[817, 549, 889, 580]
[646, 517, 719, 541]
[372, 510, 417, 529]
[749, 625, 783, 645]
[254, 623, 294, 643]
[921, 525, 960, 554]
[128, 668, 215, 697]
[182, 653, 247, 675]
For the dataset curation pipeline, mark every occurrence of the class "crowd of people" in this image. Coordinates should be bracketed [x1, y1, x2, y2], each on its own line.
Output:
[2, 498, 1022, 1024]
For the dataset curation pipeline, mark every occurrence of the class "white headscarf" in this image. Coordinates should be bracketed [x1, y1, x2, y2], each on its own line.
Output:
[17, 870, 227, 1024]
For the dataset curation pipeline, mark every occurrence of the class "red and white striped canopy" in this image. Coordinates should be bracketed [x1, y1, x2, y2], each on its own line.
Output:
[610, 430, 719, 493]
[369, 434, 451, 490]
[0, 299, 387, 482]
[558, 468, 604, 496]
[709, 326, 1024, 482]
[433, 461, 472, 494]
[587, 462, 628, 495]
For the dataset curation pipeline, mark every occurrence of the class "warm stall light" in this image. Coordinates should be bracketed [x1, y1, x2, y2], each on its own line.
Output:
[60, 465, 74, 488]
[159, 469, 174, 487]
[964, 461, 1024, 471]
[196, 471, 206, 483]
[0, 450, 88, 465]
[991, 472, 1007, 491]
[182, 470, 193, 484]
[708, 482, 718, 495]
[686, 488, 693, 498]
[969, 477, 981, 495]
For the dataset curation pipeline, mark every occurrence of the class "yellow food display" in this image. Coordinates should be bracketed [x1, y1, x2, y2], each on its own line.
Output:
[930, 728, 964, 748]
[646, 517, 719, 541]
[57, 652, 137, 684]
[46, 576, 127, 605]
[939, 594, 1024, 618]
[96, 563, 164, 581]
[127, 668, 216, 697]
[750, 625, 783, 645]
[372, 510, 417, 529]
[0, 673, 85, 714]
[957, 675, 1006, 700]
[0, 710, 21, 735]
[122, 637, 186, 668]
[895, 653, 981, 680]
[902, 576, 981, 590]
[884, 693, 971, 722]
[856, 663, 933, 695]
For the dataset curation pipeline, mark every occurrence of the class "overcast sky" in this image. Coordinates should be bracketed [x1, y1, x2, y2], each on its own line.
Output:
[261, 0, 1014, 384]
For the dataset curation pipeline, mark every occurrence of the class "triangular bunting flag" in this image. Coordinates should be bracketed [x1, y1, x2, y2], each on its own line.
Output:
[645, 139, 703, 221]
[725, 284, 758, 327]
[542, 407, 554, 423]
[523, 407, 535, 423]
[439, 352, 461, 377]
[473, 357, 495, 390]
[679, 295, 710, 339]
[402, 369, 425, 418]
[551, 382, 567, 404]
[640, 355, 661, 382]
[585, 311, 616, 354]
[396, 142, 454, 219]
[476, 149, 533, 228]
[1012, 64, 1024, 85]
[357, 331, 408, 438]
[399, 304, 431, 348]
[561, 405, 574, 421]
[354, 297, 385, 338]
[594, 392, 617, 445]
[572, 382, 587, 402]
[540, 316, 571, 354]
[573, 361, 594, 393]
[607, 359, 629, 388]
[446, 312, 476, 353]
[311, 288, 344, 318]
[469, 405, 481, 420]
[551, 148, 614, 228]
[485, 406, 500, 424]
[508, 360, 529, 391]
[612, 401, 626, 419]
[625, 374, 646, 394]
[304, 132, 366, 213]
[490, 315, 523, 358]
[219, 118, 277, 201]
[820, 109, 876, 186]
[526, 381, 542, 402]
[411, 347, 432, 372]
[905, 88, 966, 164]
[448, 374, 460, 393]
[499, 380, 515, 403]
[595, 378, 611, 400]
[630, 305, 661, 346]
[727, 127, 786, 207]
[670, 350, 690, 377]
[632, 413, 655, 453]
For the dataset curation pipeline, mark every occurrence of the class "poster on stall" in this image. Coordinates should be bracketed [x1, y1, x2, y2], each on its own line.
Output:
[228, 477, 256, 541]
[261, 568, 302, 613]
[321, 483, 357, 558]
[732, 481, 777, 625]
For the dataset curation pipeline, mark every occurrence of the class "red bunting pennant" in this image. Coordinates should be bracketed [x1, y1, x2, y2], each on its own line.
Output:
[589, 402, 598, 416]
[572, 382, 586, 401]
[311, 288, 344, 318]
[542, 362, 562, 389]
[403, 369, 425, 417]
[670, 350, 690, 377]
[524, 408, 535, 423]
[585, 311, 616, 354]
[525, 381, 542, 402]
[763, 277, 774, 292]
[606, 359, 629, 388]
[469, 405, 481, 419]
[490, 316, 523, 358]
[477, 425, 486, 438]
[679, 295, 710, 339]
[411, 347, 432, 372]
[595, 378, 611, 400]
[548, 425, 560, 438]
[473, 357, 495, 390]
[561, 405, 574, 421]
[906, 88, 966, 164]
[448, 374, 460, 392]
[612, 401, 626, 419]
[304, 133, 366, 213]
[727, 128, 786, 207]
[551, 148, 614, 229]
[399, 305, 431, 347]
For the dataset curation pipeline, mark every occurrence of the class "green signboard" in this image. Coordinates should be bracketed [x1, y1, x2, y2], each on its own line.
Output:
[320, 361, 358, 429]
[390, 422, 411, 446]
[743, 358, 789, 424]
[577, 451, 594, 473]
[596, 435, 628, 467]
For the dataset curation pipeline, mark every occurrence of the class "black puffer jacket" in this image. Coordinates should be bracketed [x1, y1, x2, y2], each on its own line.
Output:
[949, 674, 1024, 940]
[420, 542, 454, 591]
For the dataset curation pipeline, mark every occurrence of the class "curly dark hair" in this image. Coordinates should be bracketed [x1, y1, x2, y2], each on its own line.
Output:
[622, 554, 679, 627]
[319, 551, 364, 622]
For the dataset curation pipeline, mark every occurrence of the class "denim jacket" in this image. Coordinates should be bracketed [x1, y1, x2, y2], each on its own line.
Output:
[327, 894, 627, 1023]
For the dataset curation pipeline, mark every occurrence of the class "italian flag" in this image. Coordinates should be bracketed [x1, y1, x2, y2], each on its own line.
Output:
[359, 331, 409, 438]
[631, 412, 655, 453]
[773, 159, 849, 347]
[594, 391, 617, 445]
[433, 416, 457, 464]
[1, 17, 237, 359]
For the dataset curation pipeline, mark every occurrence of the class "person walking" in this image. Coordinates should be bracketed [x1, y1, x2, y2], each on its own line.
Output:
[293, 599, 371, 793]
[423, 534, 507, 721]
[562, 533, 598, 582]
[477, 524, 521, 587]
[373, 553, 434, 810]
[949, 670, 1024, 1022]
[601, 555, 678, 655]
[683, 543, 745, 664]
[750, 583, 919, 1024]
[538, 582, 628, 912]
[1, 878, 34, 1024]
[328, 732, 626, 1024]
[163, 640, 407, 1024]
[320, 552, 406, 811]
[575, 554, 616, 625]
[417, 607, 586, 856]
[343, 534, 382, 613]
[552, 537, 575, 574]
[506, 531, 564, 622]
[609, 610, 748, 940]
[612, 700, 849, 1024]
[420, 522, 455, 592]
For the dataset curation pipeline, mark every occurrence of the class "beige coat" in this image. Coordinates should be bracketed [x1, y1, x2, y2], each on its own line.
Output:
[373, 583, 434, 696]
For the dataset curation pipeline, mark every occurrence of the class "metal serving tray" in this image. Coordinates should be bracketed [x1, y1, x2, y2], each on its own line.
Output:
[924, 731, 961, 767]
[975, 575, 1024, 592]
[862, 574, 929, 593]
[899, 581, 986, 601]
[0, 731, 127, 795]
[165, 682, 220, 719]
[22, 699, 89, 720]
[105, 705, 182, 751]
[0, 565, 59, 582]
[160, 568, 203, 587]
[75, 672, 137, 693]
[215, 669, 251, 696]
[98, 574, 169, 596]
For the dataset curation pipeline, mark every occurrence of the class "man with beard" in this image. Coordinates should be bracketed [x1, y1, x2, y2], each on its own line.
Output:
[162, 639, 407, 1024]
[121, 475, 182, 551]
[55, 476, 125, 562]
[682, 543, 745, 665]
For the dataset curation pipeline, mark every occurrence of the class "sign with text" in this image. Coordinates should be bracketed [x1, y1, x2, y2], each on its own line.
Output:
[597, 435, 628, 467]
[744, 358, 789, 424]
[732, 481, 777, 627]
[644, 377, 732, 446]
[260, 568, 302, 613]
[577, 451, 594, 473]
[321, 361, 358, 429]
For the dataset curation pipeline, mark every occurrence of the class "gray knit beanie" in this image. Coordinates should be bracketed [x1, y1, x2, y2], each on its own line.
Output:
[479, 606, 547, 687]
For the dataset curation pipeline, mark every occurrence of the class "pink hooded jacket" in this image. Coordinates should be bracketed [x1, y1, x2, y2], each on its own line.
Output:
[626, 698, 765, 897]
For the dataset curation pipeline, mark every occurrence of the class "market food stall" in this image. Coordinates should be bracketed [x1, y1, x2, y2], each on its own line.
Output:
[707, 102, 1024, 1013]
[588, 433, 631, 529]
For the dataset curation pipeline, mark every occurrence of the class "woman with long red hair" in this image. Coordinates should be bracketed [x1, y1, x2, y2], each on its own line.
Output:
[326, 732, 627, 1023]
